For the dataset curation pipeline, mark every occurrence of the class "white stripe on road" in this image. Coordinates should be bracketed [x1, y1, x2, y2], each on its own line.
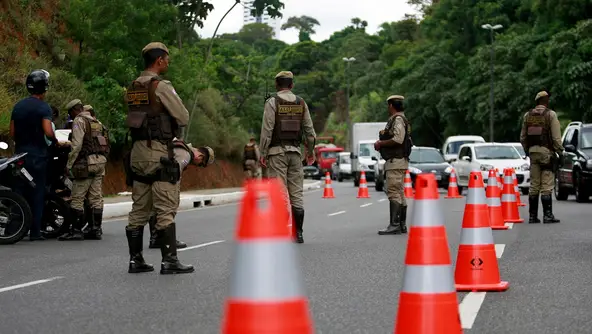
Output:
[328, 211, 346, 217]
[378, 199, 387, 202]
[495, 244, 505, 258]
[505, 223, 514, 229]
[178, 240, 225, 252]
[0, 276, 64, 294]
[360, 203, 373, 208]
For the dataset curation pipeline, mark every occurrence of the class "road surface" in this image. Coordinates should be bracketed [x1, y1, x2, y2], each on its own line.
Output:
[0, 181, 590, 333]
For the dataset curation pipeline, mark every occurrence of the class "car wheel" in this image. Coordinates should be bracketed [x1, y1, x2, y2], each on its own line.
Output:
[337, 173, 343, 182]
[457, 186, 465, 195]
[574, 171, 589, 203]
[554, 175, 569, 201]
[520, 187, 529, 195]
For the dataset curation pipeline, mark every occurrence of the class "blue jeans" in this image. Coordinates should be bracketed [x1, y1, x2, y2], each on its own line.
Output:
[14, 154, 48, 238]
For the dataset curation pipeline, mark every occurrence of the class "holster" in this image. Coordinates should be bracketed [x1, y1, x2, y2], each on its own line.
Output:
[159, 156, 181, 184]
[541, 153, 558, 172]
[71, 161, 89, 179]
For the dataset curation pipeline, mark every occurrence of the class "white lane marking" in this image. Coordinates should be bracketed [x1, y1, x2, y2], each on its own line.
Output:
[378, 199, 387, 202]
[360, 203, 373, 208]
[495, 244, 505, 258]
[459, 292, 487, 329]
[505, 223, 514, 229]
[328, 211, 346, 216]
[0, 276, 64, 294]
[178, 240, 225, 252]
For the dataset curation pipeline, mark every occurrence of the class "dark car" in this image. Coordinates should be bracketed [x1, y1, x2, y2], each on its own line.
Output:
[555, 122, 592, 202]
[408, 146, 453, 189]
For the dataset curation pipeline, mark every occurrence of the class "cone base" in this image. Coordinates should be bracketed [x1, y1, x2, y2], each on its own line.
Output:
[504, 218, 524, 223]
[491, 225, 510, 230]
[223, 300, 313, 334]
[445, 195, 463, 199]
[394, 292, 462, 334]
[322, 196, 335, 199]
[518, 203, 526, 207]
[357, 195, 370, 198]
[455, 281, 509, 292]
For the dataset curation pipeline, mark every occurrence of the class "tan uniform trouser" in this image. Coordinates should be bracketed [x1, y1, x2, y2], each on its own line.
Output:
[244, 159, 260, 179]
[529, 163, 554, 196]
[70, 163, 106, 211]
[267, 152, 304, 209]
[386, 169, 406, 206]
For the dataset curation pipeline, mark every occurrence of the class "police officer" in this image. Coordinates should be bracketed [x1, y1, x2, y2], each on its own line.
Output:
[259, 71, 316, 244]
[375, 95, 412, 235]
[148, 140, 215, 249]
[520, 91, 563, 224]
[124, 42, 192, 275]
[243, 136, 261, 179]
[59, 101, 109, 241]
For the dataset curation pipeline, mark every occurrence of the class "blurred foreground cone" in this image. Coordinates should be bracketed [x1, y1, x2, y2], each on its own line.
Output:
[445, 168, 463, 198]
[357, 170, 370, 198]
[511, 170, 526, 207]
[404, 170, 414, 199]
[454, 171, 509, 292]
[501, 168, 523, 223]
[222, 179, 313, 334]
[322, 172, 335, 199]
[486, 170, 509, 231]
[394, 173, 463, 334]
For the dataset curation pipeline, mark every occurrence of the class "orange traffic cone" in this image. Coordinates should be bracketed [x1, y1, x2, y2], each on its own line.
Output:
[486, 170, 509, 231]
[501, 168, 523, 223]
[454, 171, 509, 292]
[394, 173, 462, 333]
[322, 172, 335, 199]
[511, 170, 526, 207]
[495, 169, 503, 194]
[357, 170, 370, 198]
[404, 170, 414, 199]
[445, 168, 463, 199]
[222, 179, 313, 334]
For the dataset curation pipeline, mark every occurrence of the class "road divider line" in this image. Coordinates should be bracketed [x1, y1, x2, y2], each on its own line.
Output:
[328, 211, 346, 217]
[494, 244, 505, 258]
[378, 199, 387, 202]
[505, 223, 514, 229]
[0, 276, 64, 294]
[179, 240, 225, 252]
[459, 292, 487, 329]
[360, 203, 373, 208]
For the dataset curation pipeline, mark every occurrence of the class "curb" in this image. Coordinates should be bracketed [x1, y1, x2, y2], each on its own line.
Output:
[103, 181, 322, 219]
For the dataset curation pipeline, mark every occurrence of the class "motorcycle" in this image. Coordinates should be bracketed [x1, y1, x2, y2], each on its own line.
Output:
[41, 143, 74, 238]
[0, 142, 35, 244]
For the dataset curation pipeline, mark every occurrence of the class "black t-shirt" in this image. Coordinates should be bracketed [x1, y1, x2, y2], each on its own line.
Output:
[11, 96, 52, 157]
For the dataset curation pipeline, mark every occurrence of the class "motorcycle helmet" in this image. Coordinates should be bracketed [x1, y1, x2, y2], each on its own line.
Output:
[26, 69, 50, 95]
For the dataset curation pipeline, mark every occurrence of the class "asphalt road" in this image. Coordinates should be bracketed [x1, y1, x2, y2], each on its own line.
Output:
[0, 180, 591, 333]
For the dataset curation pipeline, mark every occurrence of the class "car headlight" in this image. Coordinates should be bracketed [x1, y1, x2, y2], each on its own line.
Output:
[520, 163, 529, 171]
[408, 167, 422, 174]
[444, 166, 452, 174]
[358, 163, 368, 170]
[479, 164, 494, 171]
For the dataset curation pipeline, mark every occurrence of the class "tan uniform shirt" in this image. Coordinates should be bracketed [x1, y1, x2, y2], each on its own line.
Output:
[520, 106, 564, 155]
[259, 90, 316, 157]
[384, 112, 409, 170]
[130, 70, 190, 176]
[67, 111, 107, 174]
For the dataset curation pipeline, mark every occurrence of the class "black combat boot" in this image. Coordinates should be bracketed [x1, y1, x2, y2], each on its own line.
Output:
[292, 207, 305, 244]
[58, 209, 85, 241]
[159, 223, 194, 275]
[378, 201, 402, 235]
[126, 226, 154, 274]
[400, 205, 408, 233]
[148, 214, 187, 249]
[528, 195, 541, 224]
[84, 208, 104, 240]
[541, 194, 560, 224]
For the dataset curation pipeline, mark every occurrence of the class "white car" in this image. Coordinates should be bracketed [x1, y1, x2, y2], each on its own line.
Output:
[452, 143, 530, 195]
[331, 152, 352, 182]
[442, 135, 486, 162]
[509, 142, 529, 164]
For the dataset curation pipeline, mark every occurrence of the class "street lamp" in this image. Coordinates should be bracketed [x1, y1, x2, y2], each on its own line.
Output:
[481, 23, 503, 142]
[343, 57, 356, 151]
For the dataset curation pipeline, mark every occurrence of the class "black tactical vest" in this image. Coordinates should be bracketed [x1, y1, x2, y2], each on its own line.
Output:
[270, 95, 305, 147]
[525, 106, 552, 151]
[379, 114, 412, 160]
[244, 144, 257, 160]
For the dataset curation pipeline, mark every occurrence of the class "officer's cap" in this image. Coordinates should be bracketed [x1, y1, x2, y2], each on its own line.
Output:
[535, 91, 549, 102]
[198, 146, 215, 165]
[386, 95, 405, 102]
[65, 99, 82, 110]
[83, 104, 94, 112]
[142, 42, 169, 56]
[275, 71, 294, 79]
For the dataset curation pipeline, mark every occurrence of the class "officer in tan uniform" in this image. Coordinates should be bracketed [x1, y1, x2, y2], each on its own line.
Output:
[375, 95, 412, 235]
[259, 71, 316, 243]
[520, 91, 563, 224]
[59, 100, 110, 241]
[124, 42, 193, 275]
[243, 136, 261, 179]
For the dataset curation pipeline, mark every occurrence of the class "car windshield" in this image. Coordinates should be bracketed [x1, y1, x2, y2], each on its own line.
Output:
[359, 143, 378, 157]
[447, 140, 480, 154]
[513, 145, 525, 156]
[581, 128, 592, 149]
[321, 151, 339, 159]
[474, 146, 521, 159]
[339, 155, 351, 164]
[409, 149, 445, 163]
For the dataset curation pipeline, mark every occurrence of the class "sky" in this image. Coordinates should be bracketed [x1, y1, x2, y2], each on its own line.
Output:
[197, 0, 419, 44]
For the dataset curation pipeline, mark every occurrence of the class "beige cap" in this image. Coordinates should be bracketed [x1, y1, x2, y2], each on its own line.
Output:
[142, 42, 169, 55]
[386, 95, 405, 102]
[275, 71, 294, 79]
[65, 99, 82, 110]
[535, 91, 549, 101]
[83, 104, 93, 112]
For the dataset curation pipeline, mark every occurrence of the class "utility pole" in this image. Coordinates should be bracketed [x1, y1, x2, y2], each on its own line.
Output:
[481, 23, 503, 142]
[342, 57, 356, 151]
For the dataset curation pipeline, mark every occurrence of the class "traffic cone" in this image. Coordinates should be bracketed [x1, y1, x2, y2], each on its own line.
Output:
[322, 172, 335, 199]
[394, 173, 462, 334]
[445, 168, 463, 198]
[495, 169, 503, 195]
[222, 179, 313, 334]
[404, 170, 414, 199]
[486, 170, 509, 231]
[511, 170, 526, 207]
[454, 171, 509, 292]
[357, 170, 370, 198]
[501, 168, 523, 223]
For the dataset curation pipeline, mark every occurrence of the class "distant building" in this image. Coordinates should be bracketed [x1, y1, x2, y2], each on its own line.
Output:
[241, 0, 281, 38]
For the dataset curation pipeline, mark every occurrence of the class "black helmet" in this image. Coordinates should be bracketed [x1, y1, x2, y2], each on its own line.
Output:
[26, 69, 50, 95]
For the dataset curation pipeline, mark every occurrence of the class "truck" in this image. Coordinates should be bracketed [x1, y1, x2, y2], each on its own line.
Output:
[350, 122, 386, 187]
[305, 136, 344, 180]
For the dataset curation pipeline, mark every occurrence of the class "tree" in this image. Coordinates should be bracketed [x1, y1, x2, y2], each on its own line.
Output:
[281, 15, 321, 42]
[235, 23, 275, 44]
[350, 17, 368, 30]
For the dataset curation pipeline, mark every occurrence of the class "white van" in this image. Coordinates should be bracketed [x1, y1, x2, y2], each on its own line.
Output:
[442, 135, 486, 162]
